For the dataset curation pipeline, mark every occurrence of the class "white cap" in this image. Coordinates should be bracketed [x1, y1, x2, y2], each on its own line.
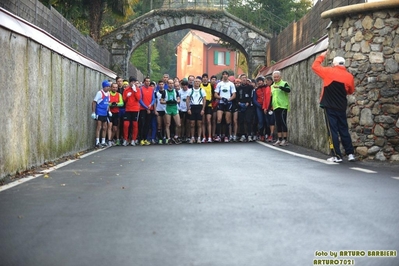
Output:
[333, 56, 345, 66]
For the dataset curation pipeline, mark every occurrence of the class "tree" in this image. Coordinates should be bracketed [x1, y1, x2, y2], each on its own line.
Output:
[226, 0, 312, 34]
[40, 0, 139, 42]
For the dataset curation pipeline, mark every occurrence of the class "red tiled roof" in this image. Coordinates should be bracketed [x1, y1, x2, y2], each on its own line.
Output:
[190, 30, 220, 45]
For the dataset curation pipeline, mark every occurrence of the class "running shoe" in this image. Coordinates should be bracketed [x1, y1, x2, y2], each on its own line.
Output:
[327, 157, 343, 163]
[348, 154, 355, 162]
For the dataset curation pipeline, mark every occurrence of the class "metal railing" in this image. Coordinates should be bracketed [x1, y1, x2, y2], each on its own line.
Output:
[160, 0, 228, 9]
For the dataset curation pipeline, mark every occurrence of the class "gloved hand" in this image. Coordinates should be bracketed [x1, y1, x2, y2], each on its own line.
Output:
[268, 110, 273, 115]
[91, 112, 96, 120]
[111, 102, 117, 107]
[108, 111, 112, 117]
[222, 97, 228, 104]
[239, 103, 246, 112]
[132, 86, 137, 92]
[127, 92, 132, 97]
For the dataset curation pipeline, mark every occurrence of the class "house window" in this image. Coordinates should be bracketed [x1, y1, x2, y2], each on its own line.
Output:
[214, 51, 231, 66]
[187, 52, 192, 65]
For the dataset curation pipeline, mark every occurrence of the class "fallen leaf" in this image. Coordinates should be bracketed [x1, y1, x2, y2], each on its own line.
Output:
[44, 174, 49, 179]
[116, 174, 119, 176]
[18, 215, 23, 219]
[121, 186, 125, 189]
[73, 171, 80, 176]
[141, 159, 145, 162]
[61, 184, 66, 186]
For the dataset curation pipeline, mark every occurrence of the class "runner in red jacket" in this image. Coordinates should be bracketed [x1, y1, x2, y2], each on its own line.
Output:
[312, 51, 355, 163]
[122, 76, 141, 146]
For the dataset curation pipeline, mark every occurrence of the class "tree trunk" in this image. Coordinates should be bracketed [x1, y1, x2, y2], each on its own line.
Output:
[88, 0, 104, 42]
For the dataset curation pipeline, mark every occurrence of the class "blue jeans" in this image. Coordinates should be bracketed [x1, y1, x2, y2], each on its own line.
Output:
[326, 108, 354, 158]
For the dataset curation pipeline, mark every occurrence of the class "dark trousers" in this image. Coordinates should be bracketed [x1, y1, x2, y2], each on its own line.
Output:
[326, 108, 354, 158]
[139, 110, 152, 141]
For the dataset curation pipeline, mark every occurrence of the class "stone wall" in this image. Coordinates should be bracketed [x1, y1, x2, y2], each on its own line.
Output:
[323, 5, 399, 161]
[0, 22, 109, 179]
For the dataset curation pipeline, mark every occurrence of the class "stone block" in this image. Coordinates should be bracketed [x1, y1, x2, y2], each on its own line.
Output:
[374, 124, 385, 137]
[381, 87, 399, 98]
[375, 151, 387, 161]
[368, 145, 380, 155]
[386, 128, 398, 137]
[370, 43, 381, 51]
[362, 16, 374, 29]
[374, 18, 385, 29]
[360, 108, 374, 126]
[369, 52, 384, 63]
[356, 146, 368, 156]
[353, 52, 365, 60]
[374, 37, 385, 43]
[354, 31, 363, 42]
[375, 137, 385, 147]
[386, 18, 399, 27]
[375, 115, 395, 124]
[390, 154, 399, 161]
[385, 58, 399, 73]
[361, 40, 370, 53]
[351, 43, 361, 52]
[381, 104, 399, 114]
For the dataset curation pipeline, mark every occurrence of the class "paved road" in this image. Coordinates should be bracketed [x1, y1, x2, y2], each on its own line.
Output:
[1, 142, 398, 266]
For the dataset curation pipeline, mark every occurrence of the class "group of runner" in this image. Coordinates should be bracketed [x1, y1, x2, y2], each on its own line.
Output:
[91, 70, 290, 147]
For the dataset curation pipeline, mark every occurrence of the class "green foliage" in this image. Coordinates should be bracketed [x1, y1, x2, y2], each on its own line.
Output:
[131, 42, 162, 81]
[226, 0, 312, 34]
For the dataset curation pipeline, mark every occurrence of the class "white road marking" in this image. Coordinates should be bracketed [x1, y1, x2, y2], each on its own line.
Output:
[350, 167, 377, 174]
[0, 148, 105, 193]
[257, 141, 337, 165]
[391, 176, 399, 180]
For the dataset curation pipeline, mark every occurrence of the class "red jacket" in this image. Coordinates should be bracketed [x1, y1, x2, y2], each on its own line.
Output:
[139, 86, 155, 111]
[312, 54, 355, 111]
[123, 86, 141, 112]
[262, 85, 272, 110]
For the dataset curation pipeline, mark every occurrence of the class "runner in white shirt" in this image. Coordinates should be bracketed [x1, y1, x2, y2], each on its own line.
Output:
[154, 80, 167, 144]
[214, 70, 236, 142]
[187, 78, 207, 144]
[179, 80, 192, 142]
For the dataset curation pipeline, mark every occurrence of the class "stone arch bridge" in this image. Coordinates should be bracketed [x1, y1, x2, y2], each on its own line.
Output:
[101, 8, 271, 78]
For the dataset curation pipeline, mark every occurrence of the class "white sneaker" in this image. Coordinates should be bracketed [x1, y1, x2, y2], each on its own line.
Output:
[273, 140, 281, 146]
[208, 137, 213, 143]
[248, 136, 253, 142]
[122, 140, 128, 146]
[280, 139, 287, 146]
[348, 154, 355, 162]
[327, 157, 343, 163]
[240, 135, 246, 142]
[130, 140, 136, 146]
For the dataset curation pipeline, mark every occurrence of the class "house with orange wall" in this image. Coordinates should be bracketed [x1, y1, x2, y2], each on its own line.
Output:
[176, 30, 244, 79]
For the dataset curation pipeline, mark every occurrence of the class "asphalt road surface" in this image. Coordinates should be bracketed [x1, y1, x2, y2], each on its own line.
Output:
[1, 142, 398, 266]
